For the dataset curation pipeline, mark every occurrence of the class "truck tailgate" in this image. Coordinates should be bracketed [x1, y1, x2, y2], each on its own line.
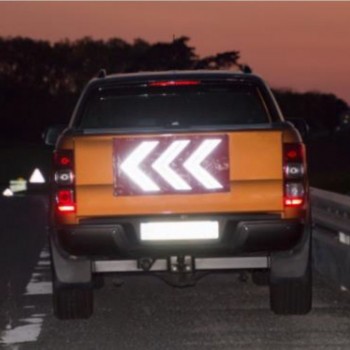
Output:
[74, 131, 283, 217]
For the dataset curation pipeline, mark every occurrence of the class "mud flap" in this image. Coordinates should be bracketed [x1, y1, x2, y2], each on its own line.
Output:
[50, 235, 92, 285]
[270, 226, 311, 282]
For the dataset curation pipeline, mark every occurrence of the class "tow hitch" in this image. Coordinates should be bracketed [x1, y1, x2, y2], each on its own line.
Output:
[168, 255, 194, 273]
[158, 255, 204, 287]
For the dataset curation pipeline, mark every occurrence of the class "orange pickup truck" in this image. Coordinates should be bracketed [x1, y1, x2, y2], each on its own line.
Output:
[47, 70, 311, 319]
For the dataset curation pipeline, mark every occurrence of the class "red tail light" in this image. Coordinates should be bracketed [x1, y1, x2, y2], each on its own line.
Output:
[56, 189, 76, 213]
[54, 150, 76, 214]
[285, 198, 304, 207]
[54, 150, 74, 168]
[149, 80, 200, 87]
[283, 143, 303, 163]
[283, 143, 306, 208]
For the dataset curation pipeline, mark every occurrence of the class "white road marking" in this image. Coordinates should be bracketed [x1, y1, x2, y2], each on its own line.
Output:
[39, 251, 50, 259]
[1, 317, 43, 344]
[25, 282, 52, 296]
[0, 247, 51, 346]
[23, 305, 35, 310]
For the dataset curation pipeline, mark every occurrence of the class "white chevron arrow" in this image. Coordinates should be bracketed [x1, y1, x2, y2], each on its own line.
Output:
[120, 141, 160, 192]
[183, 139, 223, 189]
[152, 140, 191, 190]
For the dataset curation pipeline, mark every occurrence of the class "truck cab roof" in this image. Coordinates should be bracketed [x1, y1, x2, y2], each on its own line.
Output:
[88, 70, 267, 88]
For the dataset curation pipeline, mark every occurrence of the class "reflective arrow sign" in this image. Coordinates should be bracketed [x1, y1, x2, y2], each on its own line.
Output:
[183, 139, 223, 190]
[114, 134, 229, 196]
[152, 140, 191, 190]
[120, 141, 160, 192]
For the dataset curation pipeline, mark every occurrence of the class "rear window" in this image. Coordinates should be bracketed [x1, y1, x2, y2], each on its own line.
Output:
[78, 83, 270, 129]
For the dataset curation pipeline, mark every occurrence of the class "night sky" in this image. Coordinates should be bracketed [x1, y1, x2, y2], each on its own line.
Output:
[0, 2, 349, 104]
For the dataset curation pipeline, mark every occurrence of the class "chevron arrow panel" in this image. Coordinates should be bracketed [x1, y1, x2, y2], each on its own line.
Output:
[114, 134, 229, 196]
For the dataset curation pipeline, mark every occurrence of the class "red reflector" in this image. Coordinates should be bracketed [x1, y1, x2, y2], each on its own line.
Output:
[54, 150, 74, 168]
[60, 157, 71, 166]
[56, 190, 76, 213]
[283, 143, 304, 163]
[284, 197, 304, 207]
[287, 150, 297, 159]
[149, 80, 200, 87]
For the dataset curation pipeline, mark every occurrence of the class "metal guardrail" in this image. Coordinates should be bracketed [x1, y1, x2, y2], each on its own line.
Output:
[311, 187, 350, 289]
[311, 187, 350, 236]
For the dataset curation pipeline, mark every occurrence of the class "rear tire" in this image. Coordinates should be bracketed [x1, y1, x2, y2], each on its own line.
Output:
[269, 261, 312, 315]
[49, 237, 94, 319]
[53, 282, 93, 320]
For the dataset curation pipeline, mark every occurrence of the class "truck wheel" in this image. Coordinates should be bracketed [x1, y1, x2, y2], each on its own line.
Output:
[251, 270, 269, 286]
[269, 261, 312, 315]
[49, 236, 93, 319]
[53, 281, 93, 320]
[52, 262, 93, 320]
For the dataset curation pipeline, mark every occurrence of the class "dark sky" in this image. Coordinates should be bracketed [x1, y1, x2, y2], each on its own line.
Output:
[1, 2, 349, 104]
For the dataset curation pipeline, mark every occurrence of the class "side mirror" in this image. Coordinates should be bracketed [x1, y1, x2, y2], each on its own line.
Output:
[288, 118, 310, 141]
[43, 125, 66, 146]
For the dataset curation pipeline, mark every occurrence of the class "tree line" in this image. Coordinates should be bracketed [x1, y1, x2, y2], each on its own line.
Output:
[0, 36, 348, 143]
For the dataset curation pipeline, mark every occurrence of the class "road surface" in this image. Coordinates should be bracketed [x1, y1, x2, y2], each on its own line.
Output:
[1, 195, 350, 349]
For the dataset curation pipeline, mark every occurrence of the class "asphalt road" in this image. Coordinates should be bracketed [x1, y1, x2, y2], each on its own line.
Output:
[2, 196, 350, 349]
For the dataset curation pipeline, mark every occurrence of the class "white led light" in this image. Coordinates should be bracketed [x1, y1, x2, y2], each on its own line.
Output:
[140, 221, 219, 240]
[183, 139, 223, 189]
[285, 182, 304, 197]
[152, 140, 191, 190]
[55, 170, 74, 185]
[285, 163, 304, 179]
[120, 141, 160, 192]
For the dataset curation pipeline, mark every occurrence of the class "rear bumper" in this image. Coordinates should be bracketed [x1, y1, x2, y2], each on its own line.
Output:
[53, 214, 305, 259]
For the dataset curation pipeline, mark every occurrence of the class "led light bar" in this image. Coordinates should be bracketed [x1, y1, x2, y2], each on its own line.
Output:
[140, 221, 219, 241]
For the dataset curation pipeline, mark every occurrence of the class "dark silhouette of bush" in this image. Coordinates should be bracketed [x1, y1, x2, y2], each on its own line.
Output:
[0, 36, 243, 143]
[0, 36, 348, 144]
[273, 89, 348, 132]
